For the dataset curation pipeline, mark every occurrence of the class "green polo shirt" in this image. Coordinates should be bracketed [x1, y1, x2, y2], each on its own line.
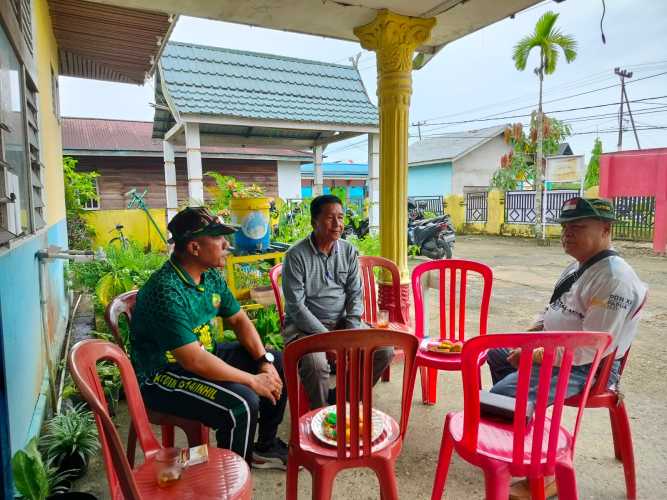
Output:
[130, 258, 241, 384]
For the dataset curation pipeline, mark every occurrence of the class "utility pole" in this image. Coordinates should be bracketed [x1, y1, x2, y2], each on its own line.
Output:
[615, 67, 641, 150]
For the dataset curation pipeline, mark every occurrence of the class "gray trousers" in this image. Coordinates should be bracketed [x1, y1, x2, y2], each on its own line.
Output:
[283, 320, 395, 409]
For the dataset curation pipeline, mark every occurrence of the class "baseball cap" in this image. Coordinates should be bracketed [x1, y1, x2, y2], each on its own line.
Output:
[167, 207, 238, 244]
[551, 197, 617, 224]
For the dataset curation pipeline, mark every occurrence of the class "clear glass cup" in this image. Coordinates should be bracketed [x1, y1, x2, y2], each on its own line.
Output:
[377, 309, 389, 328]
[155, 447, 183, 487]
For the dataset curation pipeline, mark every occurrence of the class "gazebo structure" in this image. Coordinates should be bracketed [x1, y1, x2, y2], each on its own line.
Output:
[600, 148, 667, 254]
[152, 41, 379, 225]
[107, 0, 543, 312]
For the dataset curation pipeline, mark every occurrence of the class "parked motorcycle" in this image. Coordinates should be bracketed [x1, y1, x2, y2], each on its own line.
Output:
[342, 201, 455, 259]
[408, 200, 455, 259]
[342, 207, 369, 240]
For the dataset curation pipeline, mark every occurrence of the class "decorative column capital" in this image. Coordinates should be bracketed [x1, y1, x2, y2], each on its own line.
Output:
[354, 10, 435, 73]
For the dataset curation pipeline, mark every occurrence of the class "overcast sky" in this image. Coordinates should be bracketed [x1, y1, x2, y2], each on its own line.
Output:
[60, 0, 667, 165]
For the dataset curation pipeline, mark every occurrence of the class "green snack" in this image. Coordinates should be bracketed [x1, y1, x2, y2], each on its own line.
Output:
[325, 412, 337, 426]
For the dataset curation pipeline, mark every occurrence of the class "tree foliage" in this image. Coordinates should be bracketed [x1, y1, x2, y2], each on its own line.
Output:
[63, 156, 99, 249]
[584, 138, 603, 189]
[512, 11, 577, 76]
[490, 116, 572, 191]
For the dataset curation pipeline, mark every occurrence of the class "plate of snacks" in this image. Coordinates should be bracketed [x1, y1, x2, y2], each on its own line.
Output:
[311, 404, 385, 447]
[424, 338, 463, 354]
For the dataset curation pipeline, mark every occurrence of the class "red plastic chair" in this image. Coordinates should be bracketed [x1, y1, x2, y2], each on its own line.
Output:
[269, 263, 312, 413]
[411, 259, 493, 405]
[359, 255, 411, 382]
[68, 339, 252, 500]
[283, 329, 419, 500]
[431, 331, 611, 500]
[269, 264, 285, 327]
[105, 290, 209, 467]
[563, 294, 647, 500]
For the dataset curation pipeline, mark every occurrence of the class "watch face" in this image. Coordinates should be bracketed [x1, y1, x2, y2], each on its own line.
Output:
[264, 352, 275, 363]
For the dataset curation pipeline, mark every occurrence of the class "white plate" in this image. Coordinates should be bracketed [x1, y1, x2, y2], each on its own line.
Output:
[311, 404, 385, 447]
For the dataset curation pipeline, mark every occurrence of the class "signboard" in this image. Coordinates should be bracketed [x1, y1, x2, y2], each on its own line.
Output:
[545, 155, 584, 183]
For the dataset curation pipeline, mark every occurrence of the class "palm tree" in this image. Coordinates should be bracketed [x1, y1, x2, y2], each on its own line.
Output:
[513, 11, 577, 238]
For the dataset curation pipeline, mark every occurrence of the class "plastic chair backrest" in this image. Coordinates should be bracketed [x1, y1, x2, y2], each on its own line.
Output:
[69, 339, 161, 499]
[284, 329, 419, 459]
[359, 256, 406, 325]
[588, 292, 647, 396]
[411, 259, 493, 341]
[269, 264, 285, 327]
[460, 332, 611, 473]
[104, 290, 138, 348]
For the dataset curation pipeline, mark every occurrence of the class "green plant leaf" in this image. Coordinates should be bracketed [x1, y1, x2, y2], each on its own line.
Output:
[12, 437, 49, 500]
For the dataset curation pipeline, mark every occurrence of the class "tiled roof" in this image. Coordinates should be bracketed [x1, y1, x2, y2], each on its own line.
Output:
[409, 125, 507, 165]
[62, 117, 311, 160]
[301, 162, 368, 177]
[159, 42, 378, 126]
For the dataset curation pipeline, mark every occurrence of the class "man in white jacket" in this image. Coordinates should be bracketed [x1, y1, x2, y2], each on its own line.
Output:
[487, 197, 648, 500]
[488, 197, 647, 401]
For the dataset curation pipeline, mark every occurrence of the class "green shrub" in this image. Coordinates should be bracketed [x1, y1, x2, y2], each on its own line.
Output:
[347, 234, 381, 256]
[40, 404, 99, 466]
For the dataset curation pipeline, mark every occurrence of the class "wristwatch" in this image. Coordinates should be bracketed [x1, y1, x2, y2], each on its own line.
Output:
[256, 352, 275, 365]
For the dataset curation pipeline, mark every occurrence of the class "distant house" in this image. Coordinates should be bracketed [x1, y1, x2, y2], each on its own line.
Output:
[62, 118, 311, 210]
[558, 143, 574, 156]
[300, 162, 368, 199]
[408, 125, 511, 196]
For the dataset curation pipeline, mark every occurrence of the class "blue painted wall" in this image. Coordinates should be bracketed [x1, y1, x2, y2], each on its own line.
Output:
[408, 162, 453, 197]
[300, 186, 366, 199]
[0, 219, 69, 457]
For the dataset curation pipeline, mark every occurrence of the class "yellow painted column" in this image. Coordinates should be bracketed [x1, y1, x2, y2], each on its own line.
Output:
[355, 10, 435, 282]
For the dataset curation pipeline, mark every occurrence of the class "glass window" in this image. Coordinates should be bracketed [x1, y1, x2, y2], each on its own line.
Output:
[0, 25, 29, 235]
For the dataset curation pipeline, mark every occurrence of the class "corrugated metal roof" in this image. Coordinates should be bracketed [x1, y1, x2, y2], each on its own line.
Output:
[301, 162, 368, 177]
[62, 117, 311, 159]
[409, 125, 507, 165]
[159, 42, 378, 126]
[48, 0, 174, 84]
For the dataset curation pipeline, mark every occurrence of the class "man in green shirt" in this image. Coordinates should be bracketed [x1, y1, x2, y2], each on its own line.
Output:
[130, 207, 287, 469]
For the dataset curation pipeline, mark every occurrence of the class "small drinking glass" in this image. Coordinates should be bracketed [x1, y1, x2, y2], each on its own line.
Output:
[155, 447, 183, 487]
[377, 309, 390, 328]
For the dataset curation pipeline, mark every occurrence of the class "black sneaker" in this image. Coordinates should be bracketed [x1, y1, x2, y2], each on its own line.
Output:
[252, 438, 288, 470]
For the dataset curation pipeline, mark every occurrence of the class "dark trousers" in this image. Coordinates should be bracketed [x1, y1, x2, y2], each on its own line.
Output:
[486, 347, 621, 404]
[140, 342, 286, 460]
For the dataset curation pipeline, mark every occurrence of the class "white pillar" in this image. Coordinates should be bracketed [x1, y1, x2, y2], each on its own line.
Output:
[184, 122, 204, 204]
[313, 145, 324, 197]
[276, 160, 302, 200]
[163, 140, 178, 222]
[368, 133, 380, 235]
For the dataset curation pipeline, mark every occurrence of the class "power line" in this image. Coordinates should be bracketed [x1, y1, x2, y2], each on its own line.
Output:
[415, 95, 667, 128]
[413, 69, 667, 128]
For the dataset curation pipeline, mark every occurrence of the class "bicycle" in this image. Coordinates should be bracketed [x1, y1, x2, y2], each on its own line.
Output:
[108, 224, 129, 249]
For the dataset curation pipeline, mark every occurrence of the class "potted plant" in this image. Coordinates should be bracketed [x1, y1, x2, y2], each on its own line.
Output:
[206, 173, 272, 252]
[40, 404, 100, 480]
[11, 437, 96, 500]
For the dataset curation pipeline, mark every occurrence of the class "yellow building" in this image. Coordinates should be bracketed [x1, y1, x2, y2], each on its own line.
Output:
[0, 2, 173, 494]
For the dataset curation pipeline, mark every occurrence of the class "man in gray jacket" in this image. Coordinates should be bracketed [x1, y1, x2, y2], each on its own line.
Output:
[282, 194, 393, 409]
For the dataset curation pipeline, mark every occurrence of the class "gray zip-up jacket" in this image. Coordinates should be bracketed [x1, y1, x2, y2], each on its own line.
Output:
[281, 234, 363, 334]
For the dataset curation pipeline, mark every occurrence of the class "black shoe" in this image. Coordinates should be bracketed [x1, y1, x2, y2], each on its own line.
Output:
[252, 438, 288, 470]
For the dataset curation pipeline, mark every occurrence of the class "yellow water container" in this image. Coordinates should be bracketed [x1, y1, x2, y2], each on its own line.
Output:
[230, 197, 271, 252]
